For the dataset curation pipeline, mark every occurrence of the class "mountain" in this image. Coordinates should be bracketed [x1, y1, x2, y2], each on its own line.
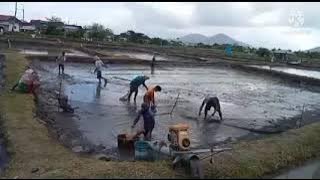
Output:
[178, 33, 208, 44]
[306, 47, 320, 52]
[179, 33, 250, 47]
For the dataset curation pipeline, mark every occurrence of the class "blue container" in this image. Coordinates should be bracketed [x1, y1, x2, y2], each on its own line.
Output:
[134, 140, 153, 161]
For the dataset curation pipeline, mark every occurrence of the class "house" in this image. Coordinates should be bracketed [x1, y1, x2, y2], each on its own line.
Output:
[272, 50, 294, 62]
[20, 22, 36, 32]
[271, 50, 301, 64]
[64, 24, 82, 32]
[30, 20, 48, 31]
[105, 35, 114, 42]
[47, 21, 64, 30]
[0, 15, 22, 33]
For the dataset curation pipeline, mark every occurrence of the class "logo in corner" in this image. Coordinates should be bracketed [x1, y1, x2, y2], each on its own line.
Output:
[288, 9, 304, 28]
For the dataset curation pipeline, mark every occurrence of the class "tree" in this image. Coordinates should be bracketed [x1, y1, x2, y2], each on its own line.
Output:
[87, 23, 113, 41]
[150, 37, 162, 45]
[119, 30, 151, 44]
[256, 48, 271, 57]
[46, 16, 63, 23]
[43, 16, 64, 36]
[105, 28, 113, 36]
[66, 28, 85, 39]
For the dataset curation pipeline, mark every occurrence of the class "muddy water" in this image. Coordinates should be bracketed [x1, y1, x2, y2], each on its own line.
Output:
[99, 49, 195, 62]
[113, 51, 168, 61]
[248, 65, 320, 80]
[20, 49, 90, 57]
[35, 62, 320, 150]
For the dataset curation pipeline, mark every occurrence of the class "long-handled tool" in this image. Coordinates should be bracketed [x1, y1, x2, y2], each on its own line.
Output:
[57, 78, 62, 112]
[170, 93, 180, 116]
[152, 93, 180, 117]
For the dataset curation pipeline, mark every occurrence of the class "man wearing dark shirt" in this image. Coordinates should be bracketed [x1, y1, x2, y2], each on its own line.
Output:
[131, 103, 156, 141]
[198, 96, 223, 121]
[128, 75, 150, 102]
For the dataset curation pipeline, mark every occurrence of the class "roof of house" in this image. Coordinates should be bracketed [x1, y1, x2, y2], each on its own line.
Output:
[21, 22, 34, 26]
[30, 20, 48, 24]
[0, 15, 19, 22]
[64, 24, 82, 29]
[273, 50, 294, 54]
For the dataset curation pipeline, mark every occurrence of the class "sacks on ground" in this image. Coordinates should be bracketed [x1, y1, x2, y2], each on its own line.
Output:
[17, 69, 40, 93]
[17, 82, 29, 93]
[19, 69, 34, 85]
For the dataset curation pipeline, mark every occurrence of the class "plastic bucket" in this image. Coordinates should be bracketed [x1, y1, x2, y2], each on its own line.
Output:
[117, 134, 135, 161]
[134, 140, 154, 161]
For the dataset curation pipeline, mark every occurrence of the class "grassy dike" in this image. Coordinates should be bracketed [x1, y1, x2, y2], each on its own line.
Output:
[1, 49, 320, 178]
[204, 122, 320, 178]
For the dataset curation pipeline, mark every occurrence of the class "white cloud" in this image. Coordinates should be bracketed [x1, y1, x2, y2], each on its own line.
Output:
[0, 2, 319, 50]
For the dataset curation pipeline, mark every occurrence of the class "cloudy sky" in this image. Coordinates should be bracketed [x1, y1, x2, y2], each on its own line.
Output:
[1, 2, 320, 51]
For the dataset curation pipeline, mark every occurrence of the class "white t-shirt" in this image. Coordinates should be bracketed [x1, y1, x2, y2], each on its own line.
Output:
[95, 60, 104, 71]
[57, 55, 66, 65]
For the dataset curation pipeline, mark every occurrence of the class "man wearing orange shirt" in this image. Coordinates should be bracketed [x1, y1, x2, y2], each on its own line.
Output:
[143, 85, 162, 107]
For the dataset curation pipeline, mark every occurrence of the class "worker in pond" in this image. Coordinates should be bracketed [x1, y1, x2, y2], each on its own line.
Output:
[143, 85, 162, 109]
[151, 53, 156, 74]
[127, 75, 150, 103]
[93, 55, 108, 87]
[198, 96, 223, 121]
[56, 51, 66, 75]
[131, 102, 156, 141]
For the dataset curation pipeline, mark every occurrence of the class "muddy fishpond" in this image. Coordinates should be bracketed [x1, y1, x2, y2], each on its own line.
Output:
[29, 56, 320, 160]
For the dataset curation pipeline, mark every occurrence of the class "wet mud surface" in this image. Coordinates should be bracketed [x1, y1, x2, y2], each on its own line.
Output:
[248, 65, 320, 80]
[32, 58, 320, 159]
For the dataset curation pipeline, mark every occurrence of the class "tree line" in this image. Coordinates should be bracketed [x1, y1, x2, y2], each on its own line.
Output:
[41, 16, 320, 59]
[42, 16, 184, 46]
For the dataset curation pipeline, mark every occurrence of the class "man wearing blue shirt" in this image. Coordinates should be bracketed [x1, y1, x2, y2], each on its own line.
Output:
[128, 75, 150, 102]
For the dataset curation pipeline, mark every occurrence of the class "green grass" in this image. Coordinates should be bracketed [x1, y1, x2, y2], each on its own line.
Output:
[204, 124, 320, 178]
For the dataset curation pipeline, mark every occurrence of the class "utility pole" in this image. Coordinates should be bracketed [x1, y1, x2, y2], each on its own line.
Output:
[14, 2, 17, 18]
[22, 4, 24, 21]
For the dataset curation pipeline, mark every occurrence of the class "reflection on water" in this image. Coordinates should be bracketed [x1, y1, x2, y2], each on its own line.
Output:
[20, 49, 90, 57]
[249, 65, 320, 79]
[21, 49, 48, 55]
[114, 52, 168, 61]
[96, 83, 102, 99]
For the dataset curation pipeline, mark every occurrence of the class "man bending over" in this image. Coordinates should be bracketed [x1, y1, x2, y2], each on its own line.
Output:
[198, 96, 222, 121]
[128, 75, 150, 102]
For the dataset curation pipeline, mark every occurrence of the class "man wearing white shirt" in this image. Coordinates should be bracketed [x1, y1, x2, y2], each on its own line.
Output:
[93, 55, 108, 87]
